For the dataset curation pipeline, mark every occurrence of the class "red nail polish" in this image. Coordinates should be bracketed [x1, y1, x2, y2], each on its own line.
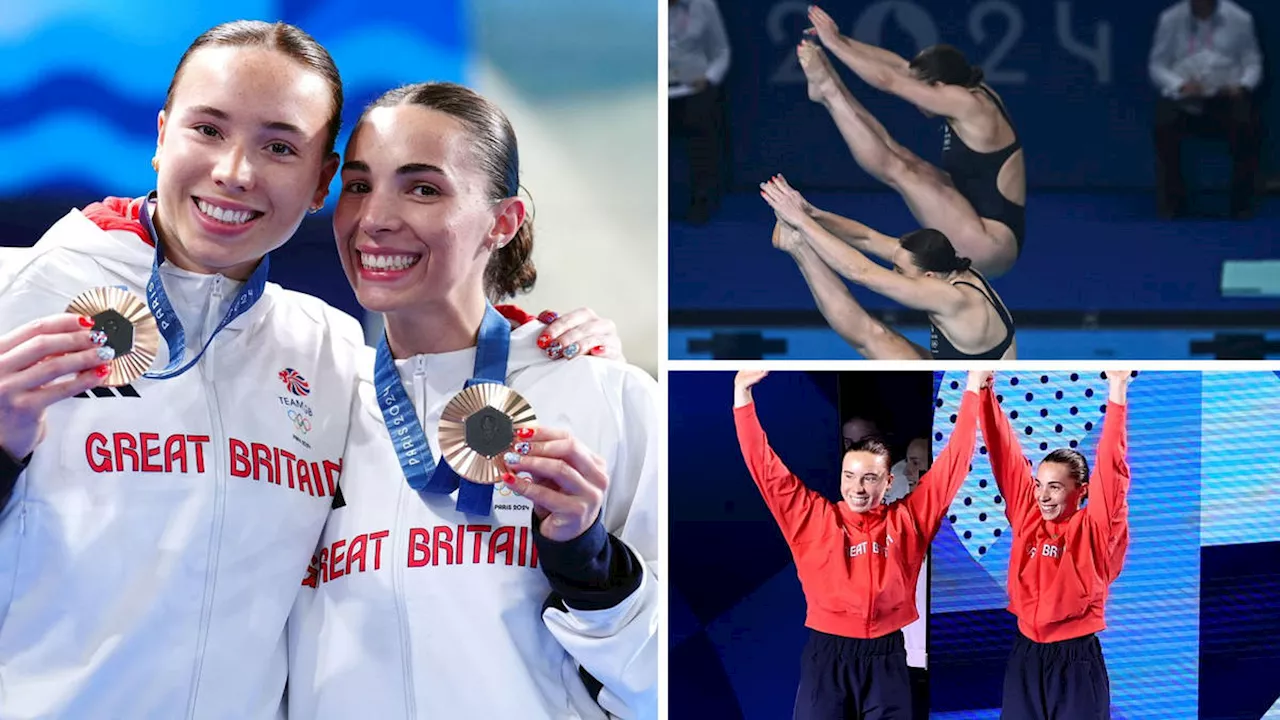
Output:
[78, 316, 95, 328]
[95, 365, 111, 378]
[502, 472, 517, 484]
[515, 428, 535, 440]
[590, 345, 606, 356]
[538, 310, 558, 325]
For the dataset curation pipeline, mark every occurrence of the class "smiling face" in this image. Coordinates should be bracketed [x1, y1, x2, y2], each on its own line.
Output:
[153, 46, 337, 279]
[1034, 461, 1088, 521]
[333, 104, 518, 316]
[841, 450, 892, 513]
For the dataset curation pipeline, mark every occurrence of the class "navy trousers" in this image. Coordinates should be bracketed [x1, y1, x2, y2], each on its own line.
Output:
[1001, 631, 1111, 720]
[794, 629, 912, 720]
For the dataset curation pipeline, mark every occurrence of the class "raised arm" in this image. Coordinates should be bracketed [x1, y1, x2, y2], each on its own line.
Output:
[903, 371, 984, 540]
[1087, 371, 1132, 580]
[807, 5, 909, 74]
[809, 208, 902, 264]
[978, 378, 1037, 528]
[762, 176, 967, 315]
[808, 5, 980, 117]
[733, 371, 832, 545]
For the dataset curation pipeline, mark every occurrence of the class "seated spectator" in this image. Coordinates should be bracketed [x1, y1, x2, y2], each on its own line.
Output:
[1149, 0, 1264, 219]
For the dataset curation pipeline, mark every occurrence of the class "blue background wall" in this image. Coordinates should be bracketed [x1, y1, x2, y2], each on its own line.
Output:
[718, 0, 1280, 191]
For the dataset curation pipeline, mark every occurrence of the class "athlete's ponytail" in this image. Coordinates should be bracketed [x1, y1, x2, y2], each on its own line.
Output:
[900, 228, 972, 275]
[909, 44, 982, 88]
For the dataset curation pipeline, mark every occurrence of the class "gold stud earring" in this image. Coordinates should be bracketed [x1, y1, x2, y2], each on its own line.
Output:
[151, 157, 159, 172]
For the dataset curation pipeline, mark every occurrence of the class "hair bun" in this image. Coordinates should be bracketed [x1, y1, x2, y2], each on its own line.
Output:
[955, 257, 973, 273]
[968, 66, 984, 86]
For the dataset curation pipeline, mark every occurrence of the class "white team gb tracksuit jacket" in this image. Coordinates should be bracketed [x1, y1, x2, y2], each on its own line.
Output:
[0, 203, 365, 719]
[287, 321, 660, 719]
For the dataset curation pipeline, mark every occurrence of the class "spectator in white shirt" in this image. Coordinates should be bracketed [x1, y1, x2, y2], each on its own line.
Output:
[890, 437, 931, 720]
[1149, 0, 1264, 218]
[669, 0, 730, 223]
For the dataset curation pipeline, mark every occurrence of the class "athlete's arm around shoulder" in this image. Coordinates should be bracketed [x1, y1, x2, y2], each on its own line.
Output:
[537, 358, 660, 719]
[902, 371, 983, 539]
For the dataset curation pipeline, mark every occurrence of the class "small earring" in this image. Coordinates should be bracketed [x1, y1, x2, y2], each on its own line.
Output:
[308, 206, 321, 215]
[151, 157, 159, 172]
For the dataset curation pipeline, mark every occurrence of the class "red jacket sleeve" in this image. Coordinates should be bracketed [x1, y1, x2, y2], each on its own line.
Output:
[81, 196, 151, 245]
[904, 390, 979, 540]
[1087, 401, 1131, 581]
[979, 386, 1038, 530]
[734, 402, 832, 546]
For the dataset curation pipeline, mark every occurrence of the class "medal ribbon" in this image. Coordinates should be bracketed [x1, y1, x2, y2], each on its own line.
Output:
[138, 195, 270, 380]
[374, 303, 511, 516]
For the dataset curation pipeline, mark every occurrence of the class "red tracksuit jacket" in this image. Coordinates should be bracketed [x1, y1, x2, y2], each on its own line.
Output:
[979, 386, 1131, 643]
[734, 391, 978, 639]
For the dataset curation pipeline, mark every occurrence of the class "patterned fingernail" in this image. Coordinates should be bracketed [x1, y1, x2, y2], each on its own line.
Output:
[503, 452, 521, 466]
[538, 310, 559, 325]
[537, 333, 553, 350]
[590, 345, 606, 356]
[515, 441, 532, 455]
[95, 365, 111, 378]
[563, 342, 580, 359]
[502, 472, 518, 485]
[96, 345, 116, 362]
[515, 428, 535, 440]
[78, 316, 95, 328]
[89, 330, 108, 346]
[545, 342, 563, 360]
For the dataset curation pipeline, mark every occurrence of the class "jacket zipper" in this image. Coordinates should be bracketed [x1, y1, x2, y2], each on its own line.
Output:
[185, 275, 229, 719]
[395, 356, 428, 717]
[865, 522, 875, 638]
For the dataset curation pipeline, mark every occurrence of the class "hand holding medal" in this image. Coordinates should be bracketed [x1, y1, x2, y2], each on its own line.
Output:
[499, 427, 609, 543]
[0, 312, 120, 460]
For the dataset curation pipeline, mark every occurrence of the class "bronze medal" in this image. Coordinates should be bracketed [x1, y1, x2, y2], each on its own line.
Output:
[438, 383, 537, 484]
[65, 287, 159, 387]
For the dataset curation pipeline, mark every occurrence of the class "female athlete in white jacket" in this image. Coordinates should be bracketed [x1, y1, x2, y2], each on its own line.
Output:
[0, 23, 617, 720]
[285, 82, 659, 720]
